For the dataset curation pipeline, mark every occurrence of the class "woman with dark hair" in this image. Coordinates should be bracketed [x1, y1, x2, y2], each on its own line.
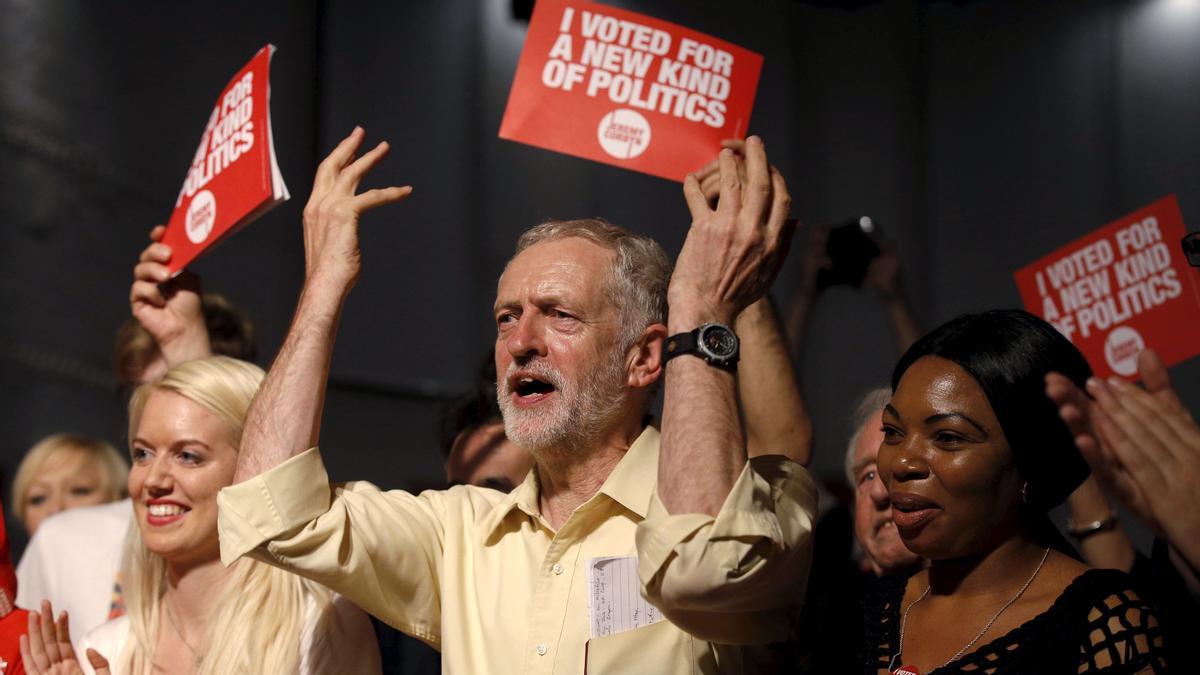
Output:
[863, 310, 1167, 674]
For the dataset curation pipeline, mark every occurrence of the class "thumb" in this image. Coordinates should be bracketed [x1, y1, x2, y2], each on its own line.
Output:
[86, 647, 112, 675]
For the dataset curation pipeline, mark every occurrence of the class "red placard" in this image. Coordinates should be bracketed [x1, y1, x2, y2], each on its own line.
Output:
[161, 45, 289, 275]
[1014, 195, 1200, 379]
[499, 0, 763, 182]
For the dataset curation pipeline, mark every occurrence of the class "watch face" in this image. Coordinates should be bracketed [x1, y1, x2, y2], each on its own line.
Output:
[700, 324, 737, 358]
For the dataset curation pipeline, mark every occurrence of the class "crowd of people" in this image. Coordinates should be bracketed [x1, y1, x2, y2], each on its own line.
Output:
[5, 129, 1195, 674]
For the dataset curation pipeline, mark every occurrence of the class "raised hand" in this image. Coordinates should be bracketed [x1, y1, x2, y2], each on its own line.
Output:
[301, 127, 413, 290]
[694, 139, 749, 207]
[233, 127, 412, 482]
[673, 136, 795, 324]
[130, 225, 211, 365]
[1045, 349, 1200, 572]
[19, 601, 111, 675]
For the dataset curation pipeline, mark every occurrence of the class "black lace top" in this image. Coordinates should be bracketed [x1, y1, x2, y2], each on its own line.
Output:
[863, 568, 1168, 674]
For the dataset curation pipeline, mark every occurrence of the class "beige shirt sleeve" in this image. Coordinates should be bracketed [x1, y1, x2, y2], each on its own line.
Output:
[635, 455, 817, 646]
[217, 447, 446, 647]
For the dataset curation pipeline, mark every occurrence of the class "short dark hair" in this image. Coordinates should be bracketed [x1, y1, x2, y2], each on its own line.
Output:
[439, 351, 504, 458]
[891, 309, 1092, 510]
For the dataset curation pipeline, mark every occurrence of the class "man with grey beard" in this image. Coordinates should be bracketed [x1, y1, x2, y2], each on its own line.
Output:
[216, 129, 817, 674]
[845, 388, 924, 577]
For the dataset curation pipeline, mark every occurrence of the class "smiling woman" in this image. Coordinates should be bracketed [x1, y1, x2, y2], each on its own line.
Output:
[20, 357, 381, 675]
[864, 310, 1168, 674]
[12, 434, 128, 536]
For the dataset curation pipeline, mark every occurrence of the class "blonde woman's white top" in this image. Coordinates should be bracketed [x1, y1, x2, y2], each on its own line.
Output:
[16, 499, 132, 651]
[78, 592, 381, 675]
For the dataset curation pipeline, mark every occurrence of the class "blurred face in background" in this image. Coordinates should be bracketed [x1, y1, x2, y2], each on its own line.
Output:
[22, 451, 109, 535]
[445, 422, 534, 492]
[850, 412, 922, 575]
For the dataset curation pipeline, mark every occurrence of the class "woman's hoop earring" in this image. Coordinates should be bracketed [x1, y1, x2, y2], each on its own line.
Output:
[1021, 481, 1032, 505]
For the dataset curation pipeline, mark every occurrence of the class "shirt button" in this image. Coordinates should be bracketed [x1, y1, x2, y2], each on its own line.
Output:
[536, 644, 548, 656]
[552, 563, 564, 575]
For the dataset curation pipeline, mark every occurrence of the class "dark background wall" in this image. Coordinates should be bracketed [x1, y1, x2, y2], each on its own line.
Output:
[2, 0, 1198, 557]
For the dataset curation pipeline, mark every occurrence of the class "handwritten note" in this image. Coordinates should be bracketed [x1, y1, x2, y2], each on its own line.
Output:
[587, 555, 662, 638]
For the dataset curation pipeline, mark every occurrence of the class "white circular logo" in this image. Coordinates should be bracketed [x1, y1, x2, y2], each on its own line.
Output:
[1104, 326, 1144, 376]
[185, 189, 217, 244]
[597, 109, 651, 159]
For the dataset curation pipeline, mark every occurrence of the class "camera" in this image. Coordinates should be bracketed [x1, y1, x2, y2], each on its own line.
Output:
[817, 216, 882, 290]
[1182, 231, 1200, 267]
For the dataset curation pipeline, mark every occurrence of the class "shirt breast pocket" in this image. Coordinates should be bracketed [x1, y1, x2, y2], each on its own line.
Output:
[584, 619, 700, 675]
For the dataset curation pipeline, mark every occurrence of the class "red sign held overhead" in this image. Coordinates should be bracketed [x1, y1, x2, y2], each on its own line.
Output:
[161, 44, 289, 275]
[1014, 195, 1200, 379]
[499, 0, 763, 182]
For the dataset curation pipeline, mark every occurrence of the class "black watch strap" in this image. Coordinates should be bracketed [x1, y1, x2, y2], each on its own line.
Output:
[665, 330, 699, 359]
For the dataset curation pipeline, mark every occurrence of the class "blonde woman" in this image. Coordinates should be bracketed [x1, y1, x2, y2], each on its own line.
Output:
[13, 434, 128, 536]
[21, 357, 380, 675]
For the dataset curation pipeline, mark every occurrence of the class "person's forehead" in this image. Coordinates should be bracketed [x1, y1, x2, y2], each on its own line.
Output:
[897, 356, 975, 398]
[496, 238, 614, 300]
[894, 356, 997, 427]
[34, 451, 98, 482]
[138, 389, 229, 440]
[852, 415, 885, 469]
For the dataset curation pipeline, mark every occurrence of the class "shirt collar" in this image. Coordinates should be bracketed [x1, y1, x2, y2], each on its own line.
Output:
[595, 425, 658, 520]
[478, 425, 660, 545]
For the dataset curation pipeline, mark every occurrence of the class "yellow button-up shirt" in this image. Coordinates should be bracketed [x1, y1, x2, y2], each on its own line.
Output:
[217, 427, 816, 674]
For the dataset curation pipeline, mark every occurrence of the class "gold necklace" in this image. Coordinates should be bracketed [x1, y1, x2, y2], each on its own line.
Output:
[890, 546, 1050, 673]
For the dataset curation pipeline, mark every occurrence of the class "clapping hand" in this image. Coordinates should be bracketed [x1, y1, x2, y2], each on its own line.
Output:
[1046, 349, 1200, 574]
[19, 601, 110, 675]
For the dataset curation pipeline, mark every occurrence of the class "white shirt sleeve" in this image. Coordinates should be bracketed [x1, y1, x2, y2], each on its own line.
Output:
[15, 529, 51, 611]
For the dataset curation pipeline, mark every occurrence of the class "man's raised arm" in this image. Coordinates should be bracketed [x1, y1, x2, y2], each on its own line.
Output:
[658, 137, 795, 514]
[233, 128, 411, 483]
[637, 137, 814, 645]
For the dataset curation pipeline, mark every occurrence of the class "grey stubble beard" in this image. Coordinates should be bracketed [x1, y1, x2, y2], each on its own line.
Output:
[497, 347, 629, 461]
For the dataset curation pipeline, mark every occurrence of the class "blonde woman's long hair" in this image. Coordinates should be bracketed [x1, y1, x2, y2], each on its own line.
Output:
[122, 356, 331, 675]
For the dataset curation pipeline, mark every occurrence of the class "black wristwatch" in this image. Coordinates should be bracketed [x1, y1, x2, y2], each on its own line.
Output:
[665, 323, 740, 370]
